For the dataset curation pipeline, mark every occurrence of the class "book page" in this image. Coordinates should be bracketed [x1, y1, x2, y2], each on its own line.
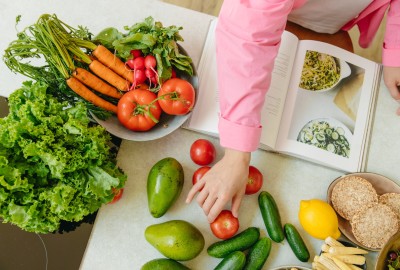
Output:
[275, 40, 381, 172]
[184, 19, 219, 136]
[259, 31, 299, 147]
[185, 19, 300, 147]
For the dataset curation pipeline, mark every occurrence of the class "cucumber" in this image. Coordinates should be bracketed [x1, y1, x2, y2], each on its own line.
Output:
[207, 227, 260, 258]
[258, 191, 285, 242]
[284, 223, 310, 262]
[141, 258, 191, 270]
[243, 237, 272, 270]
[214, 251, 246, 270]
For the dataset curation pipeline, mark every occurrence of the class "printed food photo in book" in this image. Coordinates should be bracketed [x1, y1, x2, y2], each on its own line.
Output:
[287, 50, 366, 158]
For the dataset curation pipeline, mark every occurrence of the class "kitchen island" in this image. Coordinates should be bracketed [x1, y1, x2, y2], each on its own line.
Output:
[79, 2, 400, 270]
[0, 1, 399, 269]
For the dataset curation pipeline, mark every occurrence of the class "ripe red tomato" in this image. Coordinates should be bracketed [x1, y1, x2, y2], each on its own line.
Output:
[117, 89, 161, 131]
[109, 188, 124, 204]
[157, 78, 195, 115]
[192, 166, 211, 189]
[210, 210, 239, 239]
[245, 165, 263, 195]
[190, 139, 216, 165]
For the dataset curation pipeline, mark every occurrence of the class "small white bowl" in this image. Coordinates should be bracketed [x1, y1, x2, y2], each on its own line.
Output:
[299, 57, 351, 93]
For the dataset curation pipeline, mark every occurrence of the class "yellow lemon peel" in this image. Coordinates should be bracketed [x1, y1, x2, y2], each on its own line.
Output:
[299, 199, 341, 240]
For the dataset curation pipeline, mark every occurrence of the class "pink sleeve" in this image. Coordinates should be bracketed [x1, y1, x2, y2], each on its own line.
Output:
[216, 0, 294, 152]
[382, 0, 400, 67]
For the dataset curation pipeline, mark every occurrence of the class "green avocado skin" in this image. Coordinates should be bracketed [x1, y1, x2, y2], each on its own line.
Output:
[141, 258, 191, 270]
[147, 157, 184, 218]
[144, 220, 205, 261]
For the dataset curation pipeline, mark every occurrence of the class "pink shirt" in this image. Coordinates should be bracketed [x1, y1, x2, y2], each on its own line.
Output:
[216, 0, 400, 152]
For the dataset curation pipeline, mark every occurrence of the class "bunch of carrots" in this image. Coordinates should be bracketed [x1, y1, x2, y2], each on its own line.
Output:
[4, 14, 135, 114]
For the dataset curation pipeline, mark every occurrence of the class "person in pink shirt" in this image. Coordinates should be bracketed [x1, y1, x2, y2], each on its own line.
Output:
[186, 0, 400, 223]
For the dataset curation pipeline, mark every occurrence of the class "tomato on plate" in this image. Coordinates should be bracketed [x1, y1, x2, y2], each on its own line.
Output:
[117, 89, 162, 131]
[157, 78, 195, 115]
[210, 210, 239, 239]
[109, 188, 124, 204]
[192, 166, 211, 189]
[245, 165, 263, 195]
[190, 139, 216, 166]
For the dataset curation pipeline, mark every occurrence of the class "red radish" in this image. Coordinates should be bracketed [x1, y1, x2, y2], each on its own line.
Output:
[149, 75, 158, 85]
[144, 55, 157, 69]
[126, 59, 135, 70]
[130, 49, 142, 58]
[171, 69, 177, 78]
[133, 57, 145, 70]
[134, 69, 147, 84]
[145, 68, 156, 79]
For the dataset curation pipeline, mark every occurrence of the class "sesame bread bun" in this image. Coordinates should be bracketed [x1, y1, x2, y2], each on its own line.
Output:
[350, 203, 399, 249]
[331, 176, 378, 220]
[379, 193, 400, 219]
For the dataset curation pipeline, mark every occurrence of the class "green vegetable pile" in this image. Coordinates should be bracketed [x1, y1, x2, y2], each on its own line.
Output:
[94, 16, 193, 83]
[0, 81, 126, 233]
[4, 14, 114, 120]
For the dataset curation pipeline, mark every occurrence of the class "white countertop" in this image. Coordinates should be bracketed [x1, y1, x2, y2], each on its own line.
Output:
[1, 1, 399, 269]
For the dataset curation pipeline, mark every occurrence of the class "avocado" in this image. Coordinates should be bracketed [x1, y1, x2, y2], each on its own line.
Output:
[144, 220, 205, 261]
[141, 258, 191, 270]
[147, 157, 184, 218]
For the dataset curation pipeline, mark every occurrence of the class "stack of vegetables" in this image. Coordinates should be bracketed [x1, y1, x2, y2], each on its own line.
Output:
[4, 14, 133, 117]
[1, 13, 193, 233]
[3, 14, 193, 119]
[0, 81, 127, 233]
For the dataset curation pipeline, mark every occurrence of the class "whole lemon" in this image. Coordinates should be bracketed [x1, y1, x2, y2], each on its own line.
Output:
[298, 199, 341, 240]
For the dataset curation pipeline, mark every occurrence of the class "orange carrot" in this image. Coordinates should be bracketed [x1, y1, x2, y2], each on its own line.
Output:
[89, 60, 130, 91]
[66, 77, 118, 113]
[72, 68, 123, 99]
[92, 45, 134, 83]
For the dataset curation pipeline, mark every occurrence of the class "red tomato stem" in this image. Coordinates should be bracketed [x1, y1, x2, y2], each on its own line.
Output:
[155, 91, 191, 106]
[132, 102, 159, 124]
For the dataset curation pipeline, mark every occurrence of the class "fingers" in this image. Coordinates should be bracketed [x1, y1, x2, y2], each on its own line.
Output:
[201, 192, 217, 214]
[195, 187, 228, 223]
[386, 82, 400, 115]
[206, 197, 228, 223]
[389, 84, 400, 115]
[188, 181, 231, 223]
[231, 192, 244, 218]
[388, 83, 400, 100]
[185, 180, 204, 203]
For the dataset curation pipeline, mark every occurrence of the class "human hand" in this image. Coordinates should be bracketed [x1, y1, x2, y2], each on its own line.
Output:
[186, 148, 250, 223]
[383, 66, 400, 115]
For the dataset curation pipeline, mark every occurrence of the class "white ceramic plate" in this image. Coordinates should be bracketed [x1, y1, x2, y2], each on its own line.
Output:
[92, 46, 198, 141]
[297, 117, 352, 157]
[327, 172, 400, 251]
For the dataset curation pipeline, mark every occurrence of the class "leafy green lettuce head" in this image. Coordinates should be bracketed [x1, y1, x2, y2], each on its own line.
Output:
[0, 81, 127, 233]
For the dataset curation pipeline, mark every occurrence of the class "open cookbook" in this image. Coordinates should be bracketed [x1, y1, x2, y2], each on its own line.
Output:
[184, 19, 382, 172]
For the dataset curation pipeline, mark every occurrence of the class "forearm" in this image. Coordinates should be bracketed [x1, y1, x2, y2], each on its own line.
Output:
[216, 0, 294, 152]
[223, 148, 251, 166]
